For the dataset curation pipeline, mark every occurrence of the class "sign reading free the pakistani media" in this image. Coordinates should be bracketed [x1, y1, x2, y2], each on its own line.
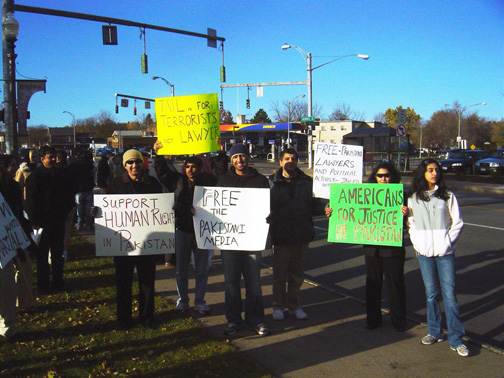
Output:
[192, 187, 270, 251]
[155, 93, 220, 155]
[328, 183, 404, 247]
[93, 193, 175, 256]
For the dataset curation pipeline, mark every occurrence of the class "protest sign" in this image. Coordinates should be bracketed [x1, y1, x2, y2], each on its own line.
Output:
[94, 193, 175, 256]
[328, 183, 403, 247]
[0, 193, 31, 268]
[313, 142, 363, 199]
[192, 186, 270, 251]
[155, 93, 220, 155]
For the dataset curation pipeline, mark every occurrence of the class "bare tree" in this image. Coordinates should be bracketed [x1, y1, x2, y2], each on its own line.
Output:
[374, 112, 386, 123]
[269, 100, 322, 122]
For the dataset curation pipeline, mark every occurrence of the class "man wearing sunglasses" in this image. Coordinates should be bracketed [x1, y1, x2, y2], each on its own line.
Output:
[106, 149, 163, 330]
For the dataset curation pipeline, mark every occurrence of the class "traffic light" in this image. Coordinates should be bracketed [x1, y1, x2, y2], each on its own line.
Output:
[246, 99, 250, 109]
[0, 109, 4, 122]
[115, 105, 119, 114]
[134, 107, 137, 116]
[219, 101, 223, 110]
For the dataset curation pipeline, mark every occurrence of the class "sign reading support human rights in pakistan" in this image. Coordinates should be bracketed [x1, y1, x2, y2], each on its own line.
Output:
[94, 193, 176, 256]
[313, 142, 363, 199]
[155, 93, 220, 155]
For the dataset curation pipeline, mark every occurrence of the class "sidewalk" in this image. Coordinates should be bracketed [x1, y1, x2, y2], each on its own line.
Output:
[153, 249, 503, 378]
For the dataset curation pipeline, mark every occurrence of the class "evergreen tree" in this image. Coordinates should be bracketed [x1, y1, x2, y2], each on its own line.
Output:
[250, 108, 272, 123]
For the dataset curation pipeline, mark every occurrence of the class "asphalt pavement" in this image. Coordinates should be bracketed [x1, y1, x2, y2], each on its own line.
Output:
[85, 160, 503, 377]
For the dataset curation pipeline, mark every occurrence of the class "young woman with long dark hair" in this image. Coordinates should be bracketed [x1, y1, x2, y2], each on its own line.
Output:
[407, 159, 468, 357]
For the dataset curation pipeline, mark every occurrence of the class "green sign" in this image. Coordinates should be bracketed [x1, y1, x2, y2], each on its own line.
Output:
[301, 116, 316, 122]
[328, 183, 404, 247]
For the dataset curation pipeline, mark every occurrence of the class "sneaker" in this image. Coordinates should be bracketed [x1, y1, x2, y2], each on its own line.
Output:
[421, 334, 444, 345]
[288, 308, 308, 320]
[223, 323, 243, 336]
[451, 344, 470, 357]
[272, 309, 284, 321]
[194, 304, 211, 315]
[174, 302, 190, 313]
[254, 323, 271, 336]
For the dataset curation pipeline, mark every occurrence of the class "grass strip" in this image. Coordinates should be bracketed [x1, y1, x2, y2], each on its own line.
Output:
[0, 236, 271, 378]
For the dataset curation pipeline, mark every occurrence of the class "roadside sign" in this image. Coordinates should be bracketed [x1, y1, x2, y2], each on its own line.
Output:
[471, 145, 476, 150]
[301, 116, 316, 122]
[396, 123, 407, 137]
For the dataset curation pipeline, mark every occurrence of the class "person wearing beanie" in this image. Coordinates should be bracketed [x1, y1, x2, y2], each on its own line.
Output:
[106, 149, 163, 330]
[217, 144, 271, 337]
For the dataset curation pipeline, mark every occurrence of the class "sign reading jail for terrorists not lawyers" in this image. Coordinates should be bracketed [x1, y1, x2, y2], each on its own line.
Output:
[155, 93, 220, 155]
[0, 193, 31, 268]
[328, 183, 404, 247]
[94, 193, 175, 256]
[192, 186, 270, 251]
[313, 142, 363, 199]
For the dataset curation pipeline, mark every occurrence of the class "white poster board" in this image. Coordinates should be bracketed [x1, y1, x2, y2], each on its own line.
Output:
[0, 193, 31, 268]
[94, 193, 175, 256]
[192, 186, 270, 251]
[313, 142, 363, 199]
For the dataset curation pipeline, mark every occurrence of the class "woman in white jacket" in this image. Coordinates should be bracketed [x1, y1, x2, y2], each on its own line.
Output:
[407, 159, 468, 357]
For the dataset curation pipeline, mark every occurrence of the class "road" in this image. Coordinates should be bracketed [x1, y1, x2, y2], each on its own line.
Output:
[151, 157, 504, 350]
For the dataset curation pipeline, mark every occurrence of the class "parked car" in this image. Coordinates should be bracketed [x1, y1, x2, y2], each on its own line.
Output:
[438, 148, 461, 160]
[475, 150, 504, 176]
[440, 149, 491, 174]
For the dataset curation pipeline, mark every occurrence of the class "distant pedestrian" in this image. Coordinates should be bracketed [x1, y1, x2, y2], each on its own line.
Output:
[217, 144, 271, 336]
[407, 159, 468, 357]
[69, 150, 95, 231]
[97, 149, 112, 194]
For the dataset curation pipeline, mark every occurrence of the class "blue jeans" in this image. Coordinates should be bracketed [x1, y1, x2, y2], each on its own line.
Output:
[221, 250, 264, 327]
[417, 254, 465, 348]
[175, 230, 209, 306]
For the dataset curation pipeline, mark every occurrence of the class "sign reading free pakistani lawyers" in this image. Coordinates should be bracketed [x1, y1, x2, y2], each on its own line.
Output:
[313, 142, 363, 199]
[328, 183, 404, 247]
[155, 93, 220, 155]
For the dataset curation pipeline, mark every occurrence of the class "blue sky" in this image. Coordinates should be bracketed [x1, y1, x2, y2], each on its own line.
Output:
[12, 0, 504, 128]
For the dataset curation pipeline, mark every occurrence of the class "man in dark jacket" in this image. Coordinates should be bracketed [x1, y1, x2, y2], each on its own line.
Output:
[173, 156, 216, 315]
[217, 144, 271, 336]
[268, 148, 321, 321]
[97, 149, 112, 193]
[106, 149, 163, 330]
[25, 146, 74, 294]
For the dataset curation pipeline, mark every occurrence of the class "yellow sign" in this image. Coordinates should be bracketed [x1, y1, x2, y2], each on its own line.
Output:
[470, 145, 476, 150]
[155, 93, 220, 155]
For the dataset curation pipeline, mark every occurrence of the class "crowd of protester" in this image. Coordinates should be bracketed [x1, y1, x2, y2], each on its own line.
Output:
[0, 144, 469, 357]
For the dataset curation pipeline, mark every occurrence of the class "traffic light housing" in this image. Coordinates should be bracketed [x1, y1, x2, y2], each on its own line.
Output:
[115, 105, 119, 114]
[134, 107, 137, 116]
[219, 101, 223, 110]
[246, 99, 250, 109]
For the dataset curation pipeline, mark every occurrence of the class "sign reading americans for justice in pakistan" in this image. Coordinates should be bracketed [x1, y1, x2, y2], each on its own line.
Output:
[192, 187, 270, 251]
[328, 183, 404, 247]
[94, 193, 175, 256]
[313, 142, 363, 199]
[155, 93, 220, 155]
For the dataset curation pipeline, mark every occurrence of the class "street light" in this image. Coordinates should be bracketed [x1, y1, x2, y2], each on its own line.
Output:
[287, 94, 305, 148]
[2, 10, 20, 156]
[444, 102, 486, 148]
[62, 110, 76, 150]
[152, 76, 175, 97]
[282, 43, 369, 168]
